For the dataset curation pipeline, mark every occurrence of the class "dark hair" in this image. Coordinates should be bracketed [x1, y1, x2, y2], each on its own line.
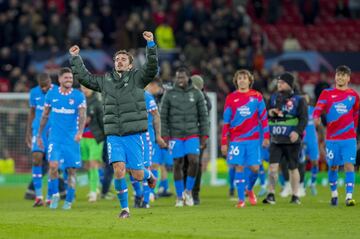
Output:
[152, 76, 162, 84]
[37, 73, 51, 84]
[113, 50, 134, 64]
[58, 67, 72, 76]
[232, 69, 254, 89]
[176, 67, 190, 76]
[336, 65, 351, 75]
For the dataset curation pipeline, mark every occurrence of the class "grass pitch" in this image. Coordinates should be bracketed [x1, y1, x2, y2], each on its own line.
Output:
[0, 185, 359, 239]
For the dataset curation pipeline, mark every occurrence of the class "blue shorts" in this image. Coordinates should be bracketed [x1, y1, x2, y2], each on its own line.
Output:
[227, 140, 261, 166]
[141, 132, 154, 168]
[261, 146, 269, 162]
[31, 130, 48, 154]
[48, 141, 81, 169]
[107, 134, 144, 170]
[169, 137, 200, 158]
[153, 144, 173, 166]
[325, 139, 356, 167]
[304, 141, 319, 161]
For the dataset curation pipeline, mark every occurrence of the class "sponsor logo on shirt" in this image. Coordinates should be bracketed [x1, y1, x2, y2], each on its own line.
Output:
[52, 107, 76, 114]
[238, 105, 251, 117]
[334, 103, 348, 114]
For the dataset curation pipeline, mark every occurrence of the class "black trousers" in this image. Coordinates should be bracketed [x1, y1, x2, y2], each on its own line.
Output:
[101, 138, 114, 195]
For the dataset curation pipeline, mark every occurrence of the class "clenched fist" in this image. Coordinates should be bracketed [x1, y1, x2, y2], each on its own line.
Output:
[142, 31, 154, 42]
[69, 45, 80, 56]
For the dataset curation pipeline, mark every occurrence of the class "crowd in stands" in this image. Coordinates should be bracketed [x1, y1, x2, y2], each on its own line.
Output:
[0, 0, 359, 106]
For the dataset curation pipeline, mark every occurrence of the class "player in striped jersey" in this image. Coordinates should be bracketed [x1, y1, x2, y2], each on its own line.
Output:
[314, 65, 359, 206]
[221, 69, 270, 208]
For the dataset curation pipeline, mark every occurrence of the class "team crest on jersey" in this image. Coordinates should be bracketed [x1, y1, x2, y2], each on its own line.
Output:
[348, 96, 353, 101]
[69, 98, 74, 105]
[249, 97, 255, 102]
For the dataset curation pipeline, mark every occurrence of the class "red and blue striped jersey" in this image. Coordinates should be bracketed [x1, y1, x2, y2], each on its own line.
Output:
[221, 89, 269, 145]
[313, 88, 359, 140]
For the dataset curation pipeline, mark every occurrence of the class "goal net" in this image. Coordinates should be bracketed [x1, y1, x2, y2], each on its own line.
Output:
[0, 93, 30, 175]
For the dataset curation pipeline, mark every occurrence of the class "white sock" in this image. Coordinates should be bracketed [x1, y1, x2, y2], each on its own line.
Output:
[331, 190, 338, 198]
[346, 193, 352, 200]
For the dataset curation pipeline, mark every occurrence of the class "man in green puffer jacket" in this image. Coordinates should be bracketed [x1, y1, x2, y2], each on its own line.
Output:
[69, 31, 158, 219]
[160, 67, 209, 207]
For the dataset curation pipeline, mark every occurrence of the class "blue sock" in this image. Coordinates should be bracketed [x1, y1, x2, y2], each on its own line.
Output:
[114, 178, 128, 209]
[328, 170, 338, 192]
[63, 170, 68, 191]
[174, 180, 184, 199]
[65, 187, 75, 203]
[143, 169, 151, 180]
[311, 164, 318, 185]
[159, 179, 164, 188]
[244, 167, 251, 189]
[186, 176, 196, 191]
[99, 168, 104, 185]
[345, 171, 355, 195]
[50, 178, 59, 195]
[161, 179, 169, 192]
[130, 175, 143, 197]
[247, 171, 259, 191]
[151, 169, 159, 193]
[279, 173, 285, 187]
[259, 164, 266, 186]
[143, 180, 150, 204]
[229, 167, 235, 190]
[47, 178, 52, 200]
[32, 166, 43, 198]
[235, 171, 246, 201]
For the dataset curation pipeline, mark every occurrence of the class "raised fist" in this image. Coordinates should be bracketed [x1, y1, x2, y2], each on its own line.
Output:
[69, 45, 80, 56]
[142, 31, 154, 42]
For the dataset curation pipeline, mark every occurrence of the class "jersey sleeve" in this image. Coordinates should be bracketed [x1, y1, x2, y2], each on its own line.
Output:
[146, 93, 158, 112]
[313, 90, 328, 119]
[221, 95, 232, 145]
[257, 94, 270, 140]
[29, 89, 36, 107]
[77, 92, 87, 108]
[353, 92, 360, 129]
[44, 90, 53, 107]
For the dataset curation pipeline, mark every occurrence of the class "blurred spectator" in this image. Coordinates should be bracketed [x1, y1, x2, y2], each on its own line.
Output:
[349, 0, 360, 18]
[314, 73, 331, 100]
[81, 5, 98, 33]
[155, 19, 176, 49]
[253, 49, 265, 72]
[14, 43, 31, 71]
[48, 14, 66, 46]
[125, 12, 145, 49]
[252, 0, 264, 19]
[184, 38, 205, 69]
[99, 5, 116, 45]
[267, 0, 281, 24]
[299, 0, 319, 25]
[67, 13, 82, 43]
[250, 24, 268, 51]
[283, 33, 302, 52]
[335, 0, 351, 18]
[87, 23, 104, 48]
[0, 47, 15, 78]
